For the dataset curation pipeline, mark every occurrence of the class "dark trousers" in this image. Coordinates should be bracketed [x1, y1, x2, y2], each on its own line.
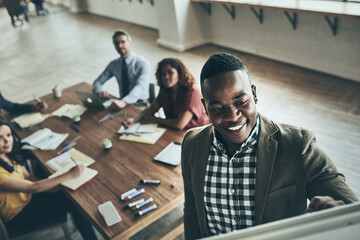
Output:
[5, 191, 98, 240]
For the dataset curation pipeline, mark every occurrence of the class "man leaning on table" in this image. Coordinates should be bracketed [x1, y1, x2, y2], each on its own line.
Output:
[181, 52, 359, 239]
[0, 93, 47, 114]
[93, 29, 150, 110]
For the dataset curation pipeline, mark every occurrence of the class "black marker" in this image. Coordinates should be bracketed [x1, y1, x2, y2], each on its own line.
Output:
[70, 124, 80, 132]
[140, 179, 160, 185]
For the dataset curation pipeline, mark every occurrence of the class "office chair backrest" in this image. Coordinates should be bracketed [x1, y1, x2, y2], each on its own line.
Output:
[149, 83, 155, 104]
[0, 218, 10, 240]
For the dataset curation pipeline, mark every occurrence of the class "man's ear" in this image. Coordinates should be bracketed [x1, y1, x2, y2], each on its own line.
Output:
[201, 98, 208, 115]
[252, 84, 258, 104]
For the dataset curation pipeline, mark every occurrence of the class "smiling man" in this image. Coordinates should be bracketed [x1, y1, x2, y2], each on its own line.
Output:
[93, 30, 150, 109]
[181, 52, 358, 239]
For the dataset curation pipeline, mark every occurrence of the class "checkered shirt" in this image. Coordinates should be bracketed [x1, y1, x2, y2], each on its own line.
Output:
[204, 115, 259, 235]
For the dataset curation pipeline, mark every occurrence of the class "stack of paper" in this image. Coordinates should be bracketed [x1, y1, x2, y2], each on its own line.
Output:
[51, 104, 87, 119]
[21, 128, 68, 150]
[47, 148, 97, 190]
[12, 112, 49, 129]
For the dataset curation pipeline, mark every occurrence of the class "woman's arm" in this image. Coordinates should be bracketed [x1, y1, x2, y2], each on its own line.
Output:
[0, 165, 85, 193]
[144, 110, 194, 130]
[122, 101, 161, 128]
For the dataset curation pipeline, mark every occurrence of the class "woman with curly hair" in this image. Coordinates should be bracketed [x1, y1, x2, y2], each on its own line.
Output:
[0, 120, 98, 240]
[123, 58, 210, 130]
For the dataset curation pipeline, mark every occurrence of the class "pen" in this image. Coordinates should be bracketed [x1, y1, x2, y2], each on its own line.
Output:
[123, 108, 127, 121]
[70, 157, 78, 166]
[98, 113, 111, 123]
[63, 135, 81, 148]
[123, 188, 145, 201]
[135, 197, 153, 209]
[57, 142, 76, 155]
[110, 111, 122, 119]
[135, 204, 157, 216]
[122, 198, 145, 209]
[33, 95, 41, 103]
[140, 180, 161, 185]
[70, 124, 80, 132]
[121, 186, 143, 200]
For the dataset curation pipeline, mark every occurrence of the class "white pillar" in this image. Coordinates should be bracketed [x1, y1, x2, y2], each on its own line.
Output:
[155, 0, 209, 52]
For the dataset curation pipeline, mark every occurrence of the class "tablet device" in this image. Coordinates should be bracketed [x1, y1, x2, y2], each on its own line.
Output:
[153, 141, 181, 166]
[76, 92, 112, 109]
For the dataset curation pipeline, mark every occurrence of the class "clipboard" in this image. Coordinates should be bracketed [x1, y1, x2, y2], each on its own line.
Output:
[153, 141, 181, 166]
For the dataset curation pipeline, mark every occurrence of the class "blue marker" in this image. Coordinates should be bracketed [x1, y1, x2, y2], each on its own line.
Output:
[136, 204, 157, 216]
[123, 188, 145, 201]
[121, 186, 143, 200]
[136, 197, 153, 209]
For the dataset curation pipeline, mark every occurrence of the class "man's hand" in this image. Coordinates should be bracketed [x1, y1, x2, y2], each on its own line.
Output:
[32, 100, 48, 112]
[122, 117, 135, 129]
[110, 99, 127, 110]
[306, 196, 345, 213]
[98, 91, 111, 99]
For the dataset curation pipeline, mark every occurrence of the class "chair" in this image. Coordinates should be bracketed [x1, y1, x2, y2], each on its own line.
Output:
[149, 83, 155, 104]
[0, 212, 72, 240]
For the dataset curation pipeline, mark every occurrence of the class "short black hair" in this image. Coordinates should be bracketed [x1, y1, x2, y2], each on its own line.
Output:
[112, 29, 132, 41]
[200, 52, 250, 91]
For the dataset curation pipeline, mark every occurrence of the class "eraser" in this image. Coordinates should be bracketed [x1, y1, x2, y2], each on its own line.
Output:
[98, 201, 121, 226]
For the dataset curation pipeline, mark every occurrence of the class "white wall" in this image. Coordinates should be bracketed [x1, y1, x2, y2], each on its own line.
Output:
[62, 0, 360, 83]
[85, 0, 158, 29]
[204, 4, 360, 82]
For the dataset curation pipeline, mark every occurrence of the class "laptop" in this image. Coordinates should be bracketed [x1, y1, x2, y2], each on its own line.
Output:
[76, 92, 112, 109]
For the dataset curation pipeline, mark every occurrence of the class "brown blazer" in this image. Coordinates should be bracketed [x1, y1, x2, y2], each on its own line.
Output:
[181, 114, 358, 240]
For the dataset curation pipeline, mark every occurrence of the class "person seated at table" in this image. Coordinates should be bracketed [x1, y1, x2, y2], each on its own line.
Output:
[93, 29, 150, 110]
[0, 121, 98, 240]
[0, 93, 47, 114]
[122, 58, 210, 130]
[3, 0, 29, 26]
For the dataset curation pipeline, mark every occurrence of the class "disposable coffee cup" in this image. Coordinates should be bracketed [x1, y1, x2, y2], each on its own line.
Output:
[52, 85, 62, 98]
[102, 138, 112, 150]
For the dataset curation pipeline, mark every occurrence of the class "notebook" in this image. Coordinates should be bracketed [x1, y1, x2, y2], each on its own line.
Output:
[153, 141, 182, 166]
[48, 165, 98, 190]
[12, 112, 49, 129]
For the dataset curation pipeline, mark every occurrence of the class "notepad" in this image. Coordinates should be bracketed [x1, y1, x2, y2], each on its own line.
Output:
[48, 165, 98, 190]
[12, 112, 49, 129]
[153, 141, 182, 166]
[21, 128, 68, 150]
[46, 148, 95, 171]
[51, 104, 87, 119]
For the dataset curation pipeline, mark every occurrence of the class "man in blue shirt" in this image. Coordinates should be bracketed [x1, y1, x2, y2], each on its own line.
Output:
[93, 30, 150, 110]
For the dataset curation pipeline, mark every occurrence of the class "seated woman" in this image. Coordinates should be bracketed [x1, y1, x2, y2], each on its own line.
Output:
[123, 58, 210, 130]
[0, 121, 98, 240]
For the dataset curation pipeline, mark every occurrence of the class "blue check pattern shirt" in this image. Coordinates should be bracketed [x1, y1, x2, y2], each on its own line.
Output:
[204, 115, 259, 235]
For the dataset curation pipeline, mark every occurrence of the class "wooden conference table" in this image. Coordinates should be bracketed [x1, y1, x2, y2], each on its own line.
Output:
[2, 82, 186, 240]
